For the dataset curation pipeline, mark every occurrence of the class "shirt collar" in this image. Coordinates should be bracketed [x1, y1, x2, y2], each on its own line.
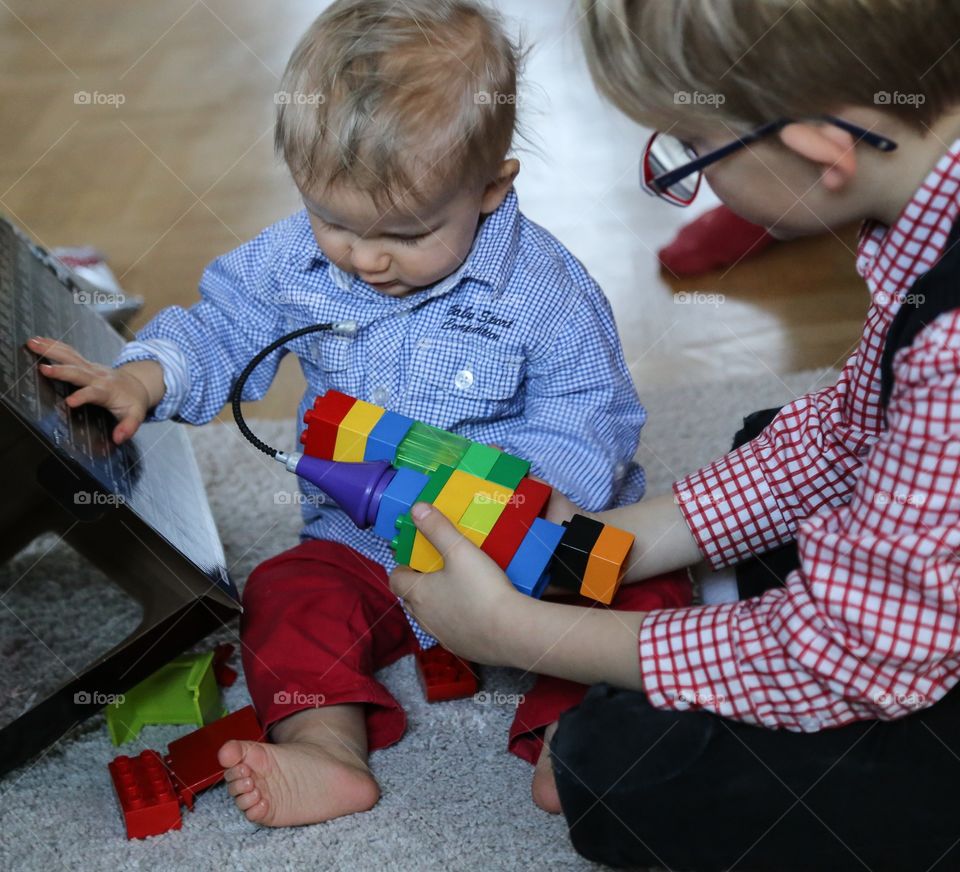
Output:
[290, 188, 522, 300]
[857, 137, 960, 303]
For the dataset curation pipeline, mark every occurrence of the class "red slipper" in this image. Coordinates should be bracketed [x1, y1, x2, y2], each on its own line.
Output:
[659, 205, 776, 276]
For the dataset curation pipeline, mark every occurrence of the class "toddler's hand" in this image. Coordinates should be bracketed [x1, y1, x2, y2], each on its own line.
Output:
[27, 337, 159, 445]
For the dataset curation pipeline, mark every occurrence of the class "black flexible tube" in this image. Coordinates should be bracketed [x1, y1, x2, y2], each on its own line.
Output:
[230, 322, 336, 458]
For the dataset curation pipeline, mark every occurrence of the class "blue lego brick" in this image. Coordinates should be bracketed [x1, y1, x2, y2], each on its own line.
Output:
[506, 517, 566, 598]
[364, 411, 416, 463]
[375, 467, 431, 539]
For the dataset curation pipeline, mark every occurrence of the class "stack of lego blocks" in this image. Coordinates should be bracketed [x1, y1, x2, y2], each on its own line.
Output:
[300, 390, 635, 604]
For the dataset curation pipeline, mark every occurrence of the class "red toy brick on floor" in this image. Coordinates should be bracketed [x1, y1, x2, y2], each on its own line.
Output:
[415, 646, 478, 702]
[212, 643, 238, 687]
[166, 704, 264, 808]
[108, 750, 182, 840]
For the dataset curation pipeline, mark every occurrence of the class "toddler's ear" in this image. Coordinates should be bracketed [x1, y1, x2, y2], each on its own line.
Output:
[779, 121, 857, 191]
[480, 159, 521, 214]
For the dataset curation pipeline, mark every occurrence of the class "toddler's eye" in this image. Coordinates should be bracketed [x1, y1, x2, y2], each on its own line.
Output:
[395, 233, 428, 248]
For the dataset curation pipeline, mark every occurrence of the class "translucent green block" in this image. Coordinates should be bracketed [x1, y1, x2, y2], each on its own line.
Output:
[487, 452, 531, 489]
[457, 442, 502, 478]
[106, 651, 226, 745]
[395, 421, 469, 475]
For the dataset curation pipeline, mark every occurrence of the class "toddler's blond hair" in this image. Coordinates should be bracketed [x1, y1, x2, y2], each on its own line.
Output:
[276, 0, 521, 206]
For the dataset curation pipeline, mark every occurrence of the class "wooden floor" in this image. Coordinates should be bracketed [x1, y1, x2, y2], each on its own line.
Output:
[0, 0, 867, 420]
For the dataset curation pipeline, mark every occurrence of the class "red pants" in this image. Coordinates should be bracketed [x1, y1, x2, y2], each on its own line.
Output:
[241, 539, 692, 763]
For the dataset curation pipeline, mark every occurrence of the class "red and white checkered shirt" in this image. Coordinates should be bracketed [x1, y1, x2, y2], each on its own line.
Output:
[639, 140, 960, 731]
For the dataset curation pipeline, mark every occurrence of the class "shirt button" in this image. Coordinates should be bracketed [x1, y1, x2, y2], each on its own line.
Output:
[454, 369, 474, 390]
[372, 386, 390, 405]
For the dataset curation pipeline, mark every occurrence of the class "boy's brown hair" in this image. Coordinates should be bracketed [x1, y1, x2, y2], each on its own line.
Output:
[276, 0, 521, 206]
[580, 0, 960, 133]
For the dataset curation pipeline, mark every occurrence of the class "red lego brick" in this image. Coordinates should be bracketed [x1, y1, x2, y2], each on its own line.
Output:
[480, 476, 552, 570]
[165, 705, 263, 808]
[415, 646, 478, 702]
[212, 643, 238, 687]
[300, 390, 357, 459]
[109, 750, 182, 840]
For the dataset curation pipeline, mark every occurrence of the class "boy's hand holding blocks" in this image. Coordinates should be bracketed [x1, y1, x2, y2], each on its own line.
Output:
[295, 390, 636, 604]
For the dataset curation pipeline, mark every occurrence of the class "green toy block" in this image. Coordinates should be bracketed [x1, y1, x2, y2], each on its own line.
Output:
[456, 442, 502, 478]
[395, 421, 469, 474]
[394, 513, 418, 564]
[106, 651, 226, 746]
[487, 452, 531, 489]
[417, 465, 455, 505]
[390, 466, 454, 564]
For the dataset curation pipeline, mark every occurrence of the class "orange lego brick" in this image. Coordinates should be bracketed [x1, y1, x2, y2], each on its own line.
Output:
[581, 524, 636, 605]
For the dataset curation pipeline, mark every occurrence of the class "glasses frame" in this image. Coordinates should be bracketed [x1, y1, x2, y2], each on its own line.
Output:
[642, 115, 899, 206]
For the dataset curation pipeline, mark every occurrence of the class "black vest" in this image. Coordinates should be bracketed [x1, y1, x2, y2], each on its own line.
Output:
[880, 218, 960, 411]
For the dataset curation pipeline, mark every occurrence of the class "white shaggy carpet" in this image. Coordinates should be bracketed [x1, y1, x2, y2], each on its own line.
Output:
[0, 367, 835, 871]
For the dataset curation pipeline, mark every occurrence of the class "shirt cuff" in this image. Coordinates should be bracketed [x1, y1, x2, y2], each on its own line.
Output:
[638, 602, 760, 723]
[113, 339, 189, 422]
[673, 441, 792, 569]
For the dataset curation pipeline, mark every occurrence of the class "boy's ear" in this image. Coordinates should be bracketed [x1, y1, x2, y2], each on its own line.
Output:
[778, 122, 857, 191]
[480, 159, 521, 214]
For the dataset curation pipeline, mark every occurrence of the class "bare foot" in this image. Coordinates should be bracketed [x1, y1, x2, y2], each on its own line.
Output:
[219, 705, 380, 826]
[531, 721, 562, 814]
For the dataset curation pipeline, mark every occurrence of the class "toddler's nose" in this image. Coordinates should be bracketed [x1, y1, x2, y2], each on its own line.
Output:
[350, 241, 390, 275]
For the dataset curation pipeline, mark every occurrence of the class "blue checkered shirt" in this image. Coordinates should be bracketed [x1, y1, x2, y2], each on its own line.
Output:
[114, 190, 646, 647]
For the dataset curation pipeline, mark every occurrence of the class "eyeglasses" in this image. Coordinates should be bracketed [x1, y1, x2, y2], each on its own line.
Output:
[641, 115, 898, 206]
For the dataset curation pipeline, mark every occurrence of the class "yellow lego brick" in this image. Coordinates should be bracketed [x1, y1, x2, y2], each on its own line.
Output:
[409, 470, 501, 571]
[333, 400, 385, 462]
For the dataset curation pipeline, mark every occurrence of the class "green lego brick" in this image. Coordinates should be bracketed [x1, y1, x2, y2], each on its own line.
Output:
[395, 421, 469, 474]
[106, 651, 226, 745]
[456, 442, 502, 478]
[487, 452, 531, 489]
[418, 465, 455, 505]
[394, 513, 418, 564]
[390, 465, 454, 565]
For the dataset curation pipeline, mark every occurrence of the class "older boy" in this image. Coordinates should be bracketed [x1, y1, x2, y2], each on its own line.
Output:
[29, 0, 656, 827]
[390, 1, 960, 868]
